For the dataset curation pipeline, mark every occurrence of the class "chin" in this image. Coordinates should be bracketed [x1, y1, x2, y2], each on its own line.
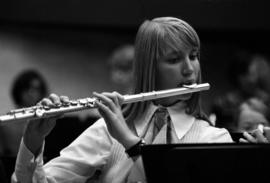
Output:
[155, 94, 192, 107]
[177, 93, 192, 101]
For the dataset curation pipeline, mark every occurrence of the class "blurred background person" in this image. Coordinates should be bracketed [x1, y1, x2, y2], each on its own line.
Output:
[107, 44, 135, 94]
[81, 44, 135, 137]
[0, 69, 48, 181]
[0, 69, 48, 156]
[210, 50, 270, 139]
[228, 52, 270, 103]
[11, 69, 49, 108]
[237, 98, 270, 132]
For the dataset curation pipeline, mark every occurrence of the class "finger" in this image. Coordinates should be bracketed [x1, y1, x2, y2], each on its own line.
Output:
[253, 130, 268, 143]
[243, 131, 257, 143]
[263, 126, 270, 130]
[60, 95, 70, 104]
[40, 98, 54, 107]
[48, 93, 61, 105]
[36, 100, 43, 107]
[102, 92, 120, 106]
[95, 101, 116, 131]
[239, 138, 249, 143]
[95, 100, 115, 121]
[264, 127, 270, 141]
[113, 91, 125, 106]
[239, 138, 248, 143]
[93, 92, 116, 112]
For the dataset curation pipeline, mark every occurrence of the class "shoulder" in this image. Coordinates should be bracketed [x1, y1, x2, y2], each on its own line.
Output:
[195, 120, 233, 143]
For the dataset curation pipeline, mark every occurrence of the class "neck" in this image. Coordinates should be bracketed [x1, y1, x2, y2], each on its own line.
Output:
[167, 101, 187, 111]
[154, 100, 187, 111]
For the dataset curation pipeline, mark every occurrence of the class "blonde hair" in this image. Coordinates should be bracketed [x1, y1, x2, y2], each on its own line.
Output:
[123, 17, 208, 125]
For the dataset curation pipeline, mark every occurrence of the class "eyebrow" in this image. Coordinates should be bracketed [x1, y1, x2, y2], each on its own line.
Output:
[165, 50, 179, 56]
[166, 49, 198, 57]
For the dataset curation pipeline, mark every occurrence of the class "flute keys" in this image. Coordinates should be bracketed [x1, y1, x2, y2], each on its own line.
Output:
[35, 109, 45, 117]
[43, 106, 51, 110]
[70, 101, 78, 106]
[62, 102, 70, 107]
[79, 99, 88, 105]
[77, 98, 96, 107]
[87, 98, 97, 107]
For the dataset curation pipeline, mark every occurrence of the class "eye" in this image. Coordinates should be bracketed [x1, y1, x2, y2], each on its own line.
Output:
[189, 53, 199, 61]
[166, 54, 183, 64]
[167, 57, 179, 64]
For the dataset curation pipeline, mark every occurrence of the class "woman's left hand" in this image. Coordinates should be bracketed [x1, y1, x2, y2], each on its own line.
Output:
[93, 91, 140, 149]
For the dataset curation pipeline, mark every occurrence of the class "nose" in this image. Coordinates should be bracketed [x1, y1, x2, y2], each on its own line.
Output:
[181, 57, 194, 77]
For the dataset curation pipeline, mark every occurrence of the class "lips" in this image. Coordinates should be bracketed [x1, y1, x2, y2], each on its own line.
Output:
[178, 80, 196, 87]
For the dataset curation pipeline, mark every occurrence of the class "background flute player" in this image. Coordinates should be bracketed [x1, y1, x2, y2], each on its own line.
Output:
[11, 17, 233, 183]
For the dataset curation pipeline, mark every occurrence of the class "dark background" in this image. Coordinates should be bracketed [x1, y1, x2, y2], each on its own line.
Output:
[0, 0, 269, 113]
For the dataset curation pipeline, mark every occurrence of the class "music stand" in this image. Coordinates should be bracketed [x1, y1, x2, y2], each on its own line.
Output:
[141, 143, 270, 183]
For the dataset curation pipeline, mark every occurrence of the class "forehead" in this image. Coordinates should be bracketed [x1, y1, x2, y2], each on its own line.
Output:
[162, 46, 197, 57]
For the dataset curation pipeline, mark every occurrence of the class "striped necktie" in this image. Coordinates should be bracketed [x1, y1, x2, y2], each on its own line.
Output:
[141, 107, 179, 145]
[151, 107, 179, 144]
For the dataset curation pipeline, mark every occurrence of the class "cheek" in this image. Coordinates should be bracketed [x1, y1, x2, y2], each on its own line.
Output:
[156, 64, 180, 90]
[189, 61, 200, 82]
[193, 61, 200, 75]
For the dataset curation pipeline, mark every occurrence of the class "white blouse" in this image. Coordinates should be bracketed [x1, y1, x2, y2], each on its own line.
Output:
[12, 103, 233, 183]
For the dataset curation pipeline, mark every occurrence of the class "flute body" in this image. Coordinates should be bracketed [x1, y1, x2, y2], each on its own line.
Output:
[0, 83, 210, 123]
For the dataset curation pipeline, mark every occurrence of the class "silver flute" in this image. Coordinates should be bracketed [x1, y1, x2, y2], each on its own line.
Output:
[0, 83, 210, 123]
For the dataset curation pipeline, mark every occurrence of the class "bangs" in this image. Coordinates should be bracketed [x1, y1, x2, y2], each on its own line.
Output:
[156, 20, 200, 59]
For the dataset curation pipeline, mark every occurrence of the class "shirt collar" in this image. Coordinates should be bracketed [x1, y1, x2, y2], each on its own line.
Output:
[167, 102, 195, 139]
[134, 102, 195, 139]
[134, 103, 157, 137]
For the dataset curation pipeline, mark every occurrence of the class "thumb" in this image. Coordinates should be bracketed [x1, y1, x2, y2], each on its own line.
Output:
[264, 127, 270, 141]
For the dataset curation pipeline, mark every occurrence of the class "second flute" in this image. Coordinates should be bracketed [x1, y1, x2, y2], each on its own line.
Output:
[0, 83, 210, 123]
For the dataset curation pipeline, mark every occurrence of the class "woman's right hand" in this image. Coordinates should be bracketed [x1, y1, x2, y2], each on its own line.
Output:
[23, 93, 69, 155]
